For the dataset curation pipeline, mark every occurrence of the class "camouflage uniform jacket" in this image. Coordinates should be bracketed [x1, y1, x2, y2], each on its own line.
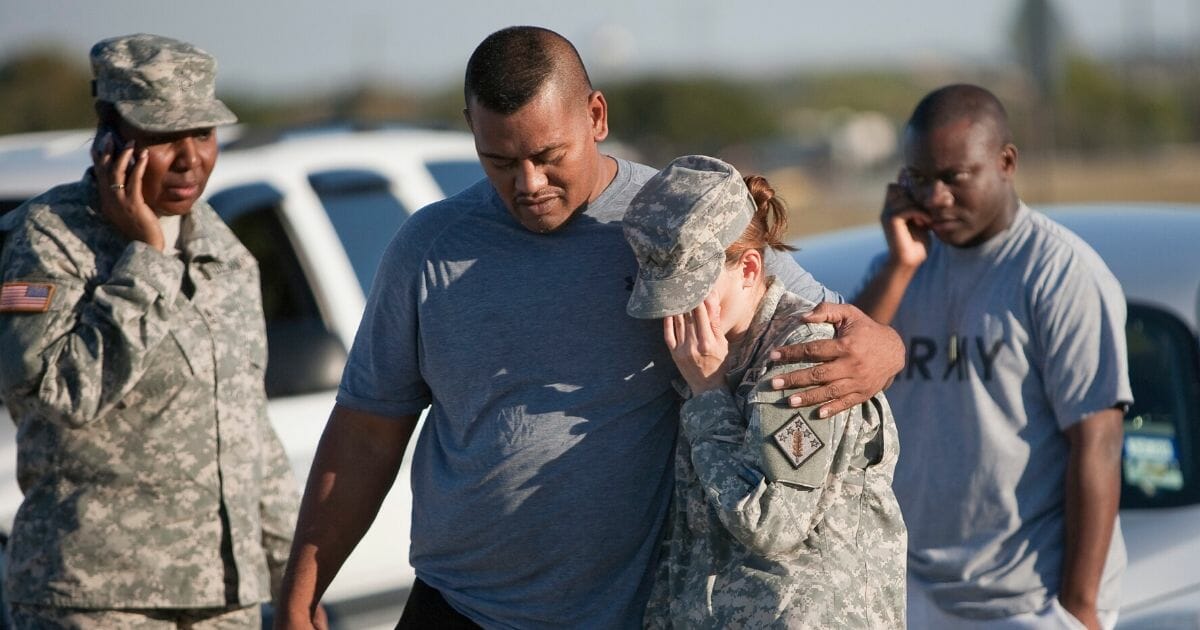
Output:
[646, 279, 907, 629]
[0, 174, 298, 609]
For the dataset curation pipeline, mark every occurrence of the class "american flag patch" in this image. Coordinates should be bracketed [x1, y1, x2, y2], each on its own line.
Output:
[0, 282, 56, 313]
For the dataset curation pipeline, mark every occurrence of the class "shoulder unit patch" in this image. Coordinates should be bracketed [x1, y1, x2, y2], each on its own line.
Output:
[772, 415, 824, 469]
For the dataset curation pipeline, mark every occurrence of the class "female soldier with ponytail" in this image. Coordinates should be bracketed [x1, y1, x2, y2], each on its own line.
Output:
[623, 155, 907, 629]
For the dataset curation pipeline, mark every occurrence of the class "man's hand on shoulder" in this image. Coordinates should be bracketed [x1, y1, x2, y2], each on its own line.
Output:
[767, 302, 904, 418]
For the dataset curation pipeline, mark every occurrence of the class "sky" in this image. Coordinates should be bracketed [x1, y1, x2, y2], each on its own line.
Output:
[1, 0, 1197, 97]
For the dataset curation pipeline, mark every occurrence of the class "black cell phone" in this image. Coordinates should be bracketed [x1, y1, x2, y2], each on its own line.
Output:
[898, 168, 915, 198]
[94, 125, 137, 171]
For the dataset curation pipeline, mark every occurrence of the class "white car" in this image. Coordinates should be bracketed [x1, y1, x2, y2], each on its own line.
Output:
[792, 206, 1200, 629]
[0, 125, 486, 628]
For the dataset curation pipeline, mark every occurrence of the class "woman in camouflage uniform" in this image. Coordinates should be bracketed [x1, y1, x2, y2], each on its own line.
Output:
[0, 34, 297, 629]
[624, 155, 907, 629]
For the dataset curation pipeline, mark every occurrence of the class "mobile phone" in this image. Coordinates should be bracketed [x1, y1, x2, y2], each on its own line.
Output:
[94, 125, 138, 172]
[897, 169, 932, 217]
[898, 168, 915, 198]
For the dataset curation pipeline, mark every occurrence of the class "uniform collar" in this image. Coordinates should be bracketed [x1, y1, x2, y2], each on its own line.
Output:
[725, 277, 787, 384]
[178, 203, 237, 263]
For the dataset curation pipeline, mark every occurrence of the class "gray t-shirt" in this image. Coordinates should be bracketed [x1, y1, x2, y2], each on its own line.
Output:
[337, 157, 839, 629]
[874, 204, 1131, 619]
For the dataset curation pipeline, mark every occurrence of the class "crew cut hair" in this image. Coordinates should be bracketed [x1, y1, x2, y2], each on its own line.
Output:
[464, 25, 592, 115]
[907, 83, 1014, 146]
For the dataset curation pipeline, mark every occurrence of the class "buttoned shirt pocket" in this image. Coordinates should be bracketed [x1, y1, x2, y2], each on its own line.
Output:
[824, 465, 866, 547]
[184, 253, 265, 387]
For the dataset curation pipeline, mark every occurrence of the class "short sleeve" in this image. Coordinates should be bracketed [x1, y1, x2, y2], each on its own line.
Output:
[765, 248, 843, 305]
[336, 218, 434, 418]
[1034, 248, 1132, 430]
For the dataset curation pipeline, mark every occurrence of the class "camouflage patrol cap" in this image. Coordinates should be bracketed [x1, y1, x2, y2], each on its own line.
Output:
[90, 33, 237, 133]
[624, 155, 754, 319]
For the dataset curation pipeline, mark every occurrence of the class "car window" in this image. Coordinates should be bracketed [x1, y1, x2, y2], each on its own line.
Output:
[209, 183, 320, 323]
[1121, 303, 1200, 509]
[0, 199, 27, 216]
[426, 159, 484, 197]
[208, 182, 345, 398]
[308, 169, 408, 293]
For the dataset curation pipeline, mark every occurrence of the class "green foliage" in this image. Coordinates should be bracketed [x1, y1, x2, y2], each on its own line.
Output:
[0, 44, 1196, 162]
[0, 47, 94, 134]
[768, 71, 931, 122]
[603, 77, 780, 163]
[1055, 55, 1188, 150]
[413, 85, 473, 130]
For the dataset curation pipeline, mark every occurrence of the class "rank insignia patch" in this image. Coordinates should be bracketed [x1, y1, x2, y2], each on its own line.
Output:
[0, 282, 56, 313]
[772, 416, 824, 469]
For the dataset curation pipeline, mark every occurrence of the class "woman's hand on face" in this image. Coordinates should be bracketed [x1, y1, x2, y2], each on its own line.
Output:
[663, 294, 730, 395]
[92, 131, 164, 251]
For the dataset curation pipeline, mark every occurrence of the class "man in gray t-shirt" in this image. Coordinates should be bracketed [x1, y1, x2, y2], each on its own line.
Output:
[857, 84, 1130, 630]
[275, 27, 906, 630]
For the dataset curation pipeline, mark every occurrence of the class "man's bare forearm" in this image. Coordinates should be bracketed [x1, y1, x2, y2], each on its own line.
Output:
[275, 404, 419, 628]
[853, 260, 918, 326]
[1060, 408, 1124, 627]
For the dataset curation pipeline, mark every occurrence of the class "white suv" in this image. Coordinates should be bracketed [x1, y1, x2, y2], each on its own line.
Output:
[0, 124, 486, 628]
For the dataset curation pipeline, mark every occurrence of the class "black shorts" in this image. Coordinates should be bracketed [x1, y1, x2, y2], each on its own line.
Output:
[396, 578, 483, 630]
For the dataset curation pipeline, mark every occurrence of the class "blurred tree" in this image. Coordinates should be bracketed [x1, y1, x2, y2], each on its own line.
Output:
[604, 77, 779, 164]
[330, 83, 421, 121]
[412, 84, 472, 130]
[0, 47, 93, 133]
[772, 72, 930, 123]
[224, 83, 463, 131]
[1057, 55, 1187, 150]
[1012, 0, 1066, 102]
[219, 95, 305, 127]
[1011, 0, 1066, 157]
[0, 38, 1194, 163]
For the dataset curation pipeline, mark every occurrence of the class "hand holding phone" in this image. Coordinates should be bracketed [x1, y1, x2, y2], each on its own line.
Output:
[91, 125, 164, 251]
[93, 125, 138, 172]
[880, 169, 931, 269]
